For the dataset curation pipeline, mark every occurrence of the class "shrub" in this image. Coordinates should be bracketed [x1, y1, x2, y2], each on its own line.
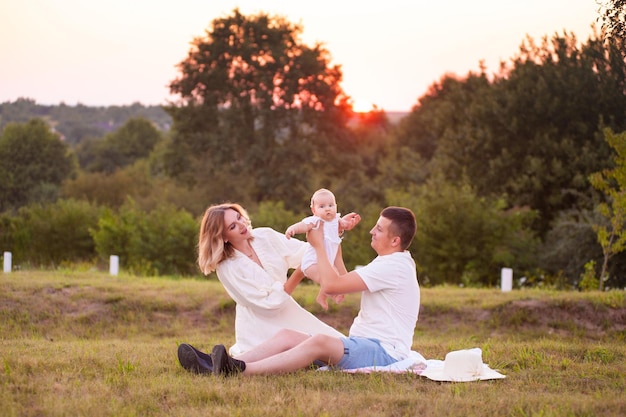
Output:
[2, 199, 103, 266]
[91, 199, 198, 276]
[250, 200, 301, 232]
[579, 260, 600, 291]
[387, 178, 539, 286]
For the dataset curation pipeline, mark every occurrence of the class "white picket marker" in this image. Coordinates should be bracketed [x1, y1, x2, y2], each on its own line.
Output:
[3, 251, 11, 273]
[110, 255, 119, 276]
[501, 267, 513, 292]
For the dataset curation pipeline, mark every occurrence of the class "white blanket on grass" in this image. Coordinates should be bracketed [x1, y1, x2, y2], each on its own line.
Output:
[319, 348, 506, 381]
[318, 350, 430, 374]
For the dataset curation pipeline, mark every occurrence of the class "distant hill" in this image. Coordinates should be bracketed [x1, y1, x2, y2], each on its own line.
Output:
[386, 111, 410, 124]
[0, 98, 409, 146]
[0, 98, 171, 145]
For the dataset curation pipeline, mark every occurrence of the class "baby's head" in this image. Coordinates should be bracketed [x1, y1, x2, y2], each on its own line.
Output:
[310, 188, 338, 220]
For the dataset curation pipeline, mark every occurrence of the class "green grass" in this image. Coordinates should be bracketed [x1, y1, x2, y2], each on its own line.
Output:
[1, 270, 625, 416]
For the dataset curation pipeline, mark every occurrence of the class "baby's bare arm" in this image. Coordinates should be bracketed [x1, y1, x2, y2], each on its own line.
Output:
[339, 212, 361, 233]
[285, 221, 313, 239]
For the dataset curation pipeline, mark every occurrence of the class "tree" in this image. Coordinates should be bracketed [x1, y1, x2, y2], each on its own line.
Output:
[597, 0, 626, 41]
[164, 8, 353, 208]
[75, 117, 162, 173]
[0, 119, 75, 212]
[61, 162, 153, 209]
[539, 207, 603, 288]
[394, 71, 491, 163]
[589, 129, 626, 290]
[408, 31, 626, 236]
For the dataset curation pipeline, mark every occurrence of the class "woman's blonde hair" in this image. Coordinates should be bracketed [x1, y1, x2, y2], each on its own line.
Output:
[198, 203, 252, 274]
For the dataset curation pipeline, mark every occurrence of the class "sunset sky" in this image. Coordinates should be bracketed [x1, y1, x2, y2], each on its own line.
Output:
[0, 1, 600, 112]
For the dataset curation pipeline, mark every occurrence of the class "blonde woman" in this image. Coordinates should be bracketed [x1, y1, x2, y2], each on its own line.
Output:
[178, 203, 359, 374]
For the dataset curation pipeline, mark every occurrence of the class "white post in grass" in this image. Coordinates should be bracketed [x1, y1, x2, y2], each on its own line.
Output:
[3, 252, 11, 273]
[501, 267, 513, 292]
[110, 255, 119, 276]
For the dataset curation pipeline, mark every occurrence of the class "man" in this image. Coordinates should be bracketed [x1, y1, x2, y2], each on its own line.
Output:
[179, 206, 420, 376]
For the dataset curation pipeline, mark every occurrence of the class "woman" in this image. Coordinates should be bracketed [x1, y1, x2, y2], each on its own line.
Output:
[192, 202, 355, 357]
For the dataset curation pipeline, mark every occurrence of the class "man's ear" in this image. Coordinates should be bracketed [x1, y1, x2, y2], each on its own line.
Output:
[391, 236, 401, 247]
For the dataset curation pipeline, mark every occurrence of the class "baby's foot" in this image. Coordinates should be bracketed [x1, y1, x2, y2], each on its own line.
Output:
[331, 294, 345, 304]
[316, 290, 329, 311]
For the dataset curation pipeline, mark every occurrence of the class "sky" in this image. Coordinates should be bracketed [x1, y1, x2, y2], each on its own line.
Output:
[0, 0, 601, 112]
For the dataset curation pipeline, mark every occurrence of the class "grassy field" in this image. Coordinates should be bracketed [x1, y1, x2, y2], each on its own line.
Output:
[1, 270, 624, 417]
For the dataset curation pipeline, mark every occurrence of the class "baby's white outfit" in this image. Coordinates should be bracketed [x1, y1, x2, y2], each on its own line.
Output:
[300, 214, 342, 272]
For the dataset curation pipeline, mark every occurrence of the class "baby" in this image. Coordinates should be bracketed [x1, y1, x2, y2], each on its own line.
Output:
[285, 188, 359, 309]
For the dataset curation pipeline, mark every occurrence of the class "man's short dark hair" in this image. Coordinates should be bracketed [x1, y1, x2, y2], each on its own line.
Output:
[381, 206, 416, 250]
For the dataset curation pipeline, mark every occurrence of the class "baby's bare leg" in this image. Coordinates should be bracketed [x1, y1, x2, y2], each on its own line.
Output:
[304, 265, 320, 283]
[304, 265, 331, 310]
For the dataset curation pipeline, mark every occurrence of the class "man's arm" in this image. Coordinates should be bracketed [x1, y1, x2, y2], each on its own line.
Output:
[307, 223, 367, 295]
[333, 245, 348, 275]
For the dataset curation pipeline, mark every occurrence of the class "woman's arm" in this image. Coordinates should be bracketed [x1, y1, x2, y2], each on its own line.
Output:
[217, 261, 291, 311]
[283, 266, 305, 295]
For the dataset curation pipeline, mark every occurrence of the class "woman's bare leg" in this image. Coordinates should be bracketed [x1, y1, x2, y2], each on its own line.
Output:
[236, 329, 311, 363]
[243, 333, 345, 375]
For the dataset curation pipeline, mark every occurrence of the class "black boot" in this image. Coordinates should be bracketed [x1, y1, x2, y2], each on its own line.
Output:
[177, 343, 213, 374]
[211, 344, 246, 376]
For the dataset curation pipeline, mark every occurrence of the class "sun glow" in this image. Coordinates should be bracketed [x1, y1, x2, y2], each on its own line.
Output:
[351, 99, 376, 113]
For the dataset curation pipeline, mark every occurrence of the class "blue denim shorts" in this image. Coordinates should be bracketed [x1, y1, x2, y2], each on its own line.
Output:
[336, 337, 398, 369]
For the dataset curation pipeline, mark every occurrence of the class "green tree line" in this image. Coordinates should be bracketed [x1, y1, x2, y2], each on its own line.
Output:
[1, 8, 625, 289]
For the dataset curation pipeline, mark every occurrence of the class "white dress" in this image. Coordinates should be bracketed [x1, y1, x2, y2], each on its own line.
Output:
[300, 214, 342, 272]
[216, 227, 344, 356]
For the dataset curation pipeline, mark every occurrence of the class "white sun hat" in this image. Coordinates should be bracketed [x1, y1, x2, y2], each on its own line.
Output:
[420, 348, 506, 382]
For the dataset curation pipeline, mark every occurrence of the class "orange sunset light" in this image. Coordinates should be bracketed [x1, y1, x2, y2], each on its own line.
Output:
[351, 99, 377, 114]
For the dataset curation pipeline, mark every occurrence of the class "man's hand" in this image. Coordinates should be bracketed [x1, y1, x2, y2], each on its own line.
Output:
[306, 221, 324, 249]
